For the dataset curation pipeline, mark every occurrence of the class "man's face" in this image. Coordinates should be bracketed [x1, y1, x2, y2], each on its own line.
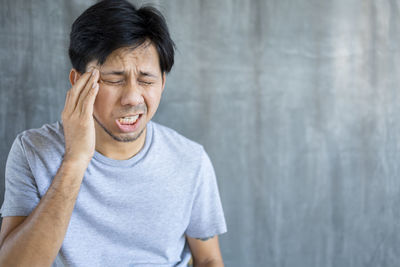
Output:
[86, 42, 165, 143]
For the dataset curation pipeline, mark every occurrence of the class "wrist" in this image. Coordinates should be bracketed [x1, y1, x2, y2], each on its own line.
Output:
[62, 155, 91, 171]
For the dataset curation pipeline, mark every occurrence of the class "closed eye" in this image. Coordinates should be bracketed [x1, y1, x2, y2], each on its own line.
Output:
[103, 80, 124, 84]
[100, 79, 153, 86]
[139, 81, 154, 85]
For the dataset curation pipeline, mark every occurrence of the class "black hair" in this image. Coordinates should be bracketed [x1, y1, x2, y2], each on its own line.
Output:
[68, 0, 175, 74]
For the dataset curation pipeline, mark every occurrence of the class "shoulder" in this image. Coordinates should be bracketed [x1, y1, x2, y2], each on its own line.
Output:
[16, 121, 65, 155]
[149, 121, 206, 161]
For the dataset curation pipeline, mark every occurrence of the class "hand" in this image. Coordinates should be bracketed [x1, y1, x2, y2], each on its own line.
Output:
[61, 68, 100, 166]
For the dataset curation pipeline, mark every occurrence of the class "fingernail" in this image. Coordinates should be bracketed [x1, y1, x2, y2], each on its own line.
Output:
[92, 69, 97, 76]
[92, 81, 97, 89]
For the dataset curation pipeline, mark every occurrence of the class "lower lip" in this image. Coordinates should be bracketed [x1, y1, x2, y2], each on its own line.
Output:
[115, 115, 142, 133]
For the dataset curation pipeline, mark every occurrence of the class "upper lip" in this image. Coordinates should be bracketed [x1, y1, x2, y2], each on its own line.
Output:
[119, 113, 143, 118]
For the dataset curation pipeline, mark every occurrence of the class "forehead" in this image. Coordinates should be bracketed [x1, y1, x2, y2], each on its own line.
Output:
[87, 42, 161, 73]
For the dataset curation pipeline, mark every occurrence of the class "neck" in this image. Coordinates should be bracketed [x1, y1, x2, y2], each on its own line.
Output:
[95, 127, 147, 160]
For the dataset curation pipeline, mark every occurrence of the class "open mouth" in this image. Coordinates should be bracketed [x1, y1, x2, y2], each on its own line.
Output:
[118, 115, 140, 125]
[115, 114, 143, 133]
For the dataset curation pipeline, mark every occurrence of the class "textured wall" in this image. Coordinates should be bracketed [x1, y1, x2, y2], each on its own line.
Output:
[1, 0, 400, 266]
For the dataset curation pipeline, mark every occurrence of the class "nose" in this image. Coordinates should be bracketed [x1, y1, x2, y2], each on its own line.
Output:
[120, 80, 144, 106]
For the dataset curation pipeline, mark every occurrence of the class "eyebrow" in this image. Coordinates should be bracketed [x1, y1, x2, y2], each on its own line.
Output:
[139, 71, 158, 78]
[100, 70, 124, 76]
[100, 70, 158, 78]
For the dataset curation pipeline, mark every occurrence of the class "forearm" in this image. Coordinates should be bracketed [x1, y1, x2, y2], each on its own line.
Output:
[194, 259, 224, 267]
[0, 160, 87, 267]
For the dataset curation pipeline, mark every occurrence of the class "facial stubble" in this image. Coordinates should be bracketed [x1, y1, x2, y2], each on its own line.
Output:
[93, 115, 145, 142]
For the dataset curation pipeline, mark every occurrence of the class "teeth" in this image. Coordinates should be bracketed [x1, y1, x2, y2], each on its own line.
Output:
[118, 115, 139, 124]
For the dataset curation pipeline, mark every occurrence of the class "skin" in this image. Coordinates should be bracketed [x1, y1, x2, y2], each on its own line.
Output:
[0, 41, 224, 266]
[0, 70, 100, 266]
[74, 42, 165, 160]
[187, 235, 225, 267]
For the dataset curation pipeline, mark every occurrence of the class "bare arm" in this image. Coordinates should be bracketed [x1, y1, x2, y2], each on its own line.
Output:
[0, 161, 88, 266]
[0, 69, 100, 267]
[186, 235, 224, 267]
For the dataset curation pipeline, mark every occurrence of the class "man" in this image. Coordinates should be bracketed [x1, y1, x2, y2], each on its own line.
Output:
[0, 1, 227, 266]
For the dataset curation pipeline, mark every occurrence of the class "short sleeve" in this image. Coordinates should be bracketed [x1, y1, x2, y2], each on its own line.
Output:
[0, 135, 40, 217]
[185, 149, 227, 238]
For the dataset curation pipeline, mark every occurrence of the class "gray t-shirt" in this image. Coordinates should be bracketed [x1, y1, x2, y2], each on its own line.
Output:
[1, 120, 227, 266]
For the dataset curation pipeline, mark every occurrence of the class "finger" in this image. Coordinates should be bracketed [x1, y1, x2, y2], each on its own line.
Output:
[81, 82, 99, 117]
[62, 90, 71, 114]
[76, 69, 99, 113]
[68, 71, 95, 112]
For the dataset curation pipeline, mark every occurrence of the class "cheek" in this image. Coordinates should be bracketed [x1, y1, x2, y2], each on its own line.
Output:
[94, 86, 117, 112]
[145, 88, 162, 110]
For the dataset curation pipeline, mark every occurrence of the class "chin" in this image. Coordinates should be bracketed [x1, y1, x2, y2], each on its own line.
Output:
[114, 128, 146, 143]
[94, 115, 146, 143]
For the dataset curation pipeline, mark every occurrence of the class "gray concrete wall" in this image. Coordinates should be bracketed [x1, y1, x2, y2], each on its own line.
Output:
[1, 0, 400, 266]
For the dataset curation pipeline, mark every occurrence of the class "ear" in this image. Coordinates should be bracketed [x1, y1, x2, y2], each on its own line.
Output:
[161, 72, 166, 92]
[69, 68, 82, 86]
